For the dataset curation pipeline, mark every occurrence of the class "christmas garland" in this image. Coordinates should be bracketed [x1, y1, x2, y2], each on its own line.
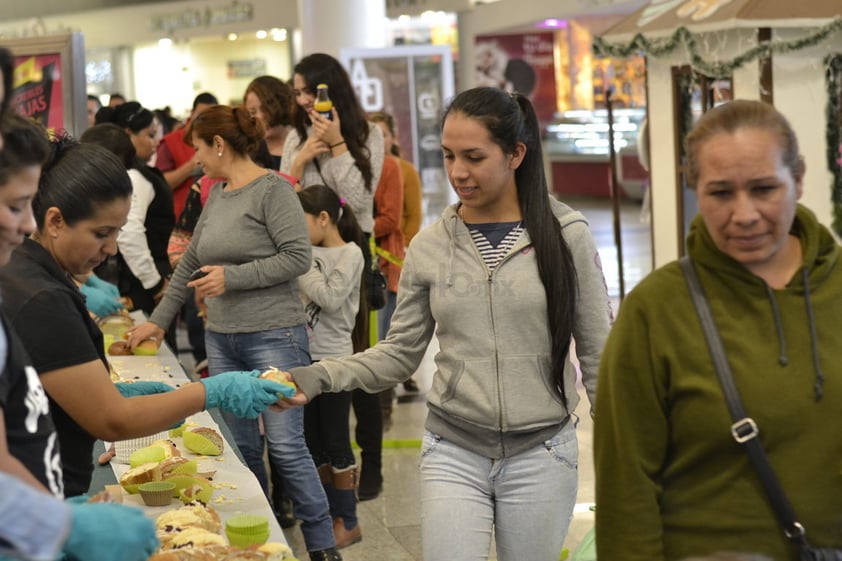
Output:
[827, 54, 842, 236]
[593, 18, 842, 233]
[593, 17, 842, 79]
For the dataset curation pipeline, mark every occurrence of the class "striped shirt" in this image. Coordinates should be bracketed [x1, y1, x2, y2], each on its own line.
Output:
[465, 221, 524, 272]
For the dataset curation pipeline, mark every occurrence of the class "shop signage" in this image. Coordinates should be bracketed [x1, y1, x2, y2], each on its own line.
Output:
[386, 0, 470, 17]
[149, 1, 254, 34]
[341, 45, 456, 227]
[4, 33, 87, 138]
[227, 58, 266, 79]
[10, 53, 63, 132]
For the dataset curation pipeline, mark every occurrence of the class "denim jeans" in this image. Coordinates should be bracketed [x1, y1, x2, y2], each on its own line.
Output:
[419, 421, 579, 561]
[377, 289, 397, 340]
[205, 325, 335, 551]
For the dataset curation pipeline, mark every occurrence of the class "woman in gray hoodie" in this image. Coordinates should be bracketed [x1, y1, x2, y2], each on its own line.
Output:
[266, 87, 612, 561]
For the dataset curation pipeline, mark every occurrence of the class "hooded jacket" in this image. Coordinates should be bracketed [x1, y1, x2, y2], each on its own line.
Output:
[292, 198, 611, 459]
[594, 204, 842, 561]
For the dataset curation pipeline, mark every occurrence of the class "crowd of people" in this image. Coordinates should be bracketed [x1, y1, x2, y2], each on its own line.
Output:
[0, 40, 840, 561]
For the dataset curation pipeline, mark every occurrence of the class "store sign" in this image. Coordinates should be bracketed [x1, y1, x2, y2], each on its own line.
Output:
[341, 45, 456, 227]
[386, 0, 470, 17]
[349, 60, 384, 113]
[227, 58, 266, 79]
[10, 54, 64, 134]
[149, 1, 254, 34]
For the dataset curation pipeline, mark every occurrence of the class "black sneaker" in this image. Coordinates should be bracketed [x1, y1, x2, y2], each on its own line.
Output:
[402, 378, 420, 393]
[309, 547, 342, 561]
[274, 497, 297, 529]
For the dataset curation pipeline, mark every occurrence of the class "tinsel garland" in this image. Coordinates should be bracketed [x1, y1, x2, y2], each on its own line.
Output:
[593, 17, 842, 79]
[827, 54, 842, 236]
[594, 17, 842, 233]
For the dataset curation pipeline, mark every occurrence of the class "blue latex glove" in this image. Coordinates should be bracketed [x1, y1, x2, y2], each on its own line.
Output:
[85, 274, 121, 299]
[64, 494, 89, 505]
[65, 503, 158, 561]
[200, 370, 289, 419]
[114, 381, 185, 428]
[80, 281, 123, 318]
[114, 381, 173, 398]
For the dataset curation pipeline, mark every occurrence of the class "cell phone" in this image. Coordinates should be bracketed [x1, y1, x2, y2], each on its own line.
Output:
[189, 269, 209, 282]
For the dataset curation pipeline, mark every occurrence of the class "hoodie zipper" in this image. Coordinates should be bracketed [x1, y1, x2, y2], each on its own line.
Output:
[476, 234, 529, 457]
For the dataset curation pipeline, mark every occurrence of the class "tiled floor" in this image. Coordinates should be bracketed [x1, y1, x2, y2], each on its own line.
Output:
[178, 196, 653, 561]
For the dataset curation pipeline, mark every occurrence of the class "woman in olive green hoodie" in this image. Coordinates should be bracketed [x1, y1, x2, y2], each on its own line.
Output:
[594, 100, 842, 561]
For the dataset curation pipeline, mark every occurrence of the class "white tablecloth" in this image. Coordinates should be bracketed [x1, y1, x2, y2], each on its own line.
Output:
[105, 330, 287, 544]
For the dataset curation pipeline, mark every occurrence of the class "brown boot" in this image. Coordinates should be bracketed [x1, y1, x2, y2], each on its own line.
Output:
[333, 517, 361, 549]
[331, 466, 362, 548]
[317, 463, 333, 486]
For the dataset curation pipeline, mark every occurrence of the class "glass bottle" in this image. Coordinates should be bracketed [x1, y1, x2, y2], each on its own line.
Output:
[314, 83, 333, 121]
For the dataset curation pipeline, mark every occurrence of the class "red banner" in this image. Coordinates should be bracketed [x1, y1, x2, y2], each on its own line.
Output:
[9, 53, 64, 134]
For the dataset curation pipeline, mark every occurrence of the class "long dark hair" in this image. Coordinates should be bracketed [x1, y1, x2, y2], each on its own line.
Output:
[443, 87, 578, 397]
[80, 123, 137, 169]
[0, 114, 51, 185]
[95, 101, 155, 135]
[292, 53, 374, 191]
[34, 135, 133, 228]
[298, 184, 369, 351]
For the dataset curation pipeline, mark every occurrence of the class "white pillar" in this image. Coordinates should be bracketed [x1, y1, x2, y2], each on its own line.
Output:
[295, 0, 387, 62]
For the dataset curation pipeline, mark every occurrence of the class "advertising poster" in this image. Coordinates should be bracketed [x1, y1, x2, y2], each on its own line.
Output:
[10, 53, 64, 134]
[474, 32, 557, 126]
[342, 46, 455, 227]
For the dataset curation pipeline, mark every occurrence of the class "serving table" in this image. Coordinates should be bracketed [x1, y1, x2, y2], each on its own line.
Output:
[87, 323, 288, 545]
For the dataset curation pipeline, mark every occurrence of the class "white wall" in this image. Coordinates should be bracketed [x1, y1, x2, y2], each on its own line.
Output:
[645, 26, 840, 267]
[0, 0, 299, 49]
[772, 28, 838, 231]
[133, 37, 292, 118]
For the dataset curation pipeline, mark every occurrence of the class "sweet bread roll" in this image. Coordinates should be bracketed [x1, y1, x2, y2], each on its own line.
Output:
[159, 456, 190, 477]
[257, 542, 294, 561]
[259, 368, 296, 397]
[134, 338, 159, 356]
[221, 550, 266, 561]
[149, 546, 219, 561]
[151, 439, 181, 459]
[186, 427, 224, 454]
[119, 461, 162, 487]
[179, 501, 222, 531]
[168, 527, 226, 549]
[108, 340, 133, 356]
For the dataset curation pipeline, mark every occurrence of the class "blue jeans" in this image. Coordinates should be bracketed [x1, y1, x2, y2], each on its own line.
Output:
[419, 421, 579, 561]
[377, 289, 397, 340]
[205, 325, 335, 551]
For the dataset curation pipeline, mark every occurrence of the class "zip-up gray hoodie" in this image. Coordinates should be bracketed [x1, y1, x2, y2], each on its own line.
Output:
[291, 198, 612, 458]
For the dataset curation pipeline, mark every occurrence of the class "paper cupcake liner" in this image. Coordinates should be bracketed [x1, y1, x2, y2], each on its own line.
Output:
[225, 514, 270, 547]
[129, 445, 166, 468]
[183, 430, 222, 456]
[139, 482, 175, 506]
